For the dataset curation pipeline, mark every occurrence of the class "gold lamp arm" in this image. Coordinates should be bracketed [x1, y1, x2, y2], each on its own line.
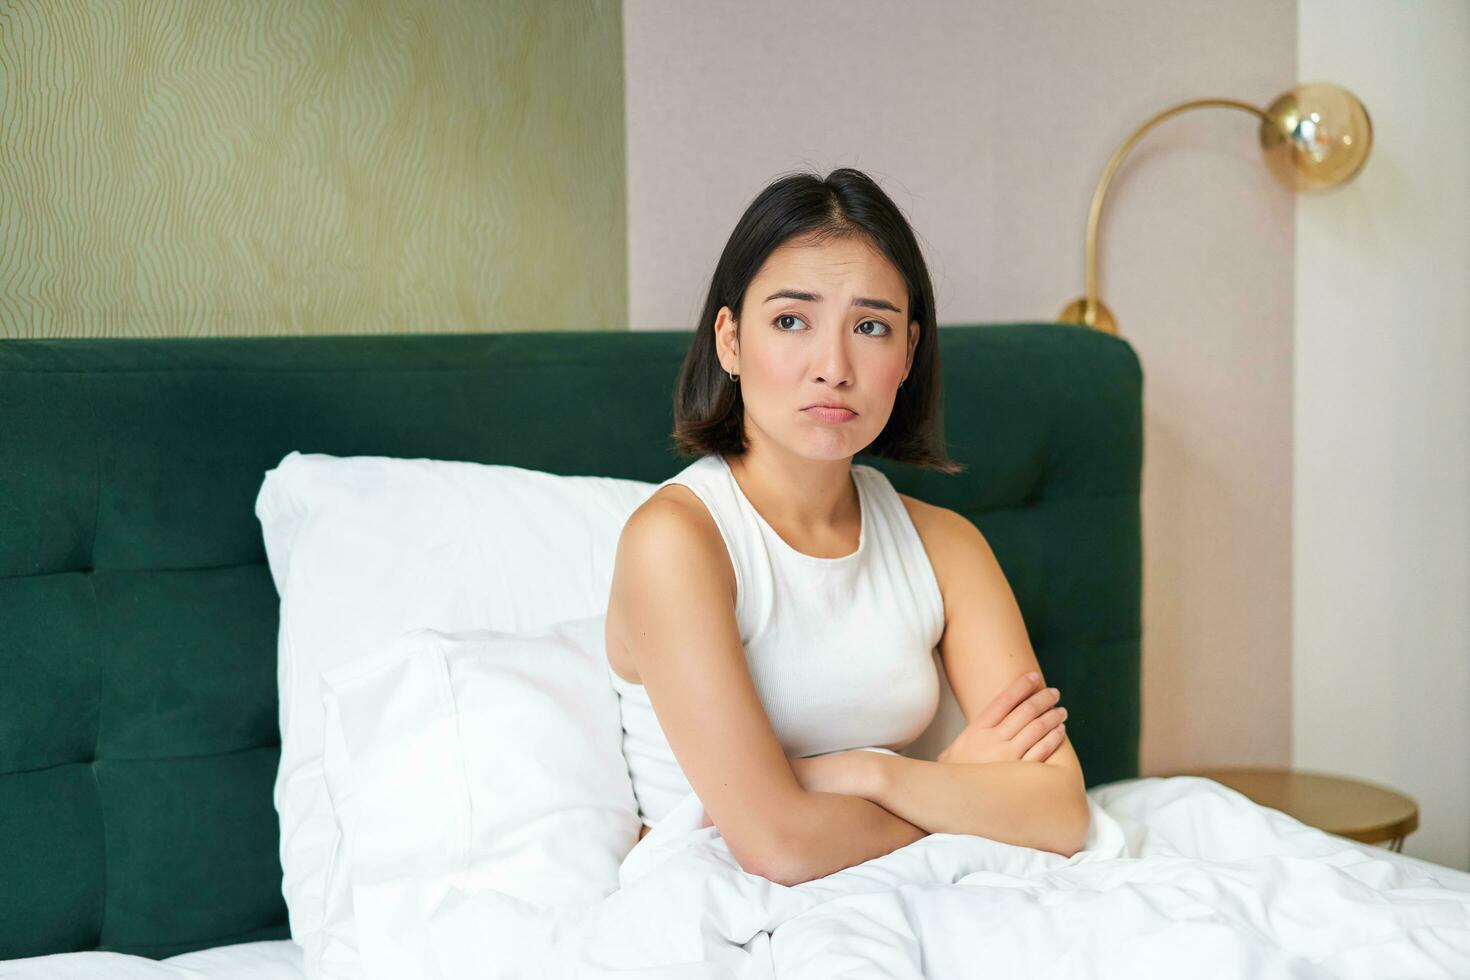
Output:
[1060, 84, 1373, 335]
[1068, 99, 1266, 335]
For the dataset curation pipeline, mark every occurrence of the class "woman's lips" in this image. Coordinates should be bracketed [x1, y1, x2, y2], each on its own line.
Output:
[803, 406, 857, 423]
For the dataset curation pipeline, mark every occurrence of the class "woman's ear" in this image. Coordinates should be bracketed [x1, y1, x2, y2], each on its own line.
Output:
[715, 306, 740, 374]
[905, 319, 920, 377]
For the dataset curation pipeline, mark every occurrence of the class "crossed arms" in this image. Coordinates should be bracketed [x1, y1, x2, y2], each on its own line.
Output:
[610, 489, 1089, 888]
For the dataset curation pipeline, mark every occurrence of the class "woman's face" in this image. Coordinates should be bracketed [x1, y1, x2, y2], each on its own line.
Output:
[714, 235, 920, 460]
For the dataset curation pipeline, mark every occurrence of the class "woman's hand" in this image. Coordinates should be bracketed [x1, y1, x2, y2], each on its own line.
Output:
[936, 672, 1068, 765]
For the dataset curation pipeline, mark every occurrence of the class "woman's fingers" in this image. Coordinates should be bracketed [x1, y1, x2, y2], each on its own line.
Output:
[1021, 722, 1067, 762]
[976, 672, 1045, 728]
[1015, 706, 1066, 748]
[998, 685, 1063, 739]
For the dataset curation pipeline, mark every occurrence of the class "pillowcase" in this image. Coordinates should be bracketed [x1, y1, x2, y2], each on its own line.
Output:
[318, 617, 639, 978]
[254, 452, 656, 980]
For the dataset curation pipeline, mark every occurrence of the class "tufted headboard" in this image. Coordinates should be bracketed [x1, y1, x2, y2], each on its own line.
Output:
[0, 323, 1143, 960]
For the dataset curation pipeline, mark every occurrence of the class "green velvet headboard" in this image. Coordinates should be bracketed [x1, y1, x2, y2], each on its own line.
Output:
[0, 323, 1142, 961]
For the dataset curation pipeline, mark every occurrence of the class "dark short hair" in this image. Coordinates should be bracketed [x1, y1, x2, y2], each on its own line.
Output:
[670, 167, 962, 475]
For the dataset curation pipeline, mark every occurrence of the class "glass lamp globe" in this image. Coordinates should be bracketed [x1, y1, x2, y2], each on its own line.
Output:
[1260, 82, 1373, 192]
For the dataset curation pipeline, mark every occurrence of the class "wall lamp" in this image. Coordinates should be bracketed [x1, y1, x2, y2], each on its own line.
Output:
[1059, 82, 1373, 335]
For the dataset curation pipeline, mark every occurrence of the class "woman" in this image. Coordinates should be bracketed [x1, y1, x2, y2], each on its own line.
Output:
[604, 168, 1090, 887]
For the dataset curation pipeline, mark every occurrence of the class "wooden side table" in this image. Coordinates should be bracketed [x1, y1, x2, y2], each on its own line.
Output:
[1153, 766, 1420, 852]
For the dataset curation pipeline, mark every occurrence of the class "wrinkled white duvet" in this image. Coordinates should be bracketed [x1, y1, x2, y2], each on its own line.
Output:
[343, 776, 1470, 979]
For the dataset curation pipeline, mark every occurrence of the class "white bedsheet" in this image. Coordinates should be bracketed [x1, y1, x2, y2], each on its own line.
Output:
[0, 938, 304, 979]
[349, 775, 1470, 979]
[8, 776, 1470, 979]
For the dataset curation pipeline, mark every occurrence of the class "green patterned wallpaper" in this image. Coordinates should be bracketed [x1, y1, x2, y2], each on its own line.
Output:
[0, 0, 627, 338]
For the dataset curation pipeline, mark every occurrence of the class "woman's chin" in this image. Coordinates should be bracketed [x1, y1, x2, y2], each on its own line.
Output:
[796, 430, 861, 458]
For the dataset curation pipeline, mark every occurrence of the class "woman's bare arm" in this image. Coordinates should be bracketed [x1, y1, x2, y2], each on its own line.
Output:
[764, 793, 927, 885]
[865, 754, 1089, 856]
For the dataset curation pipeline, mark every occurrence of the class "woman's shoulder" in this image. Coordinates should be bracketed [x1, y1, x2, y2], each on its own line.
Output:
[612, 479, 738, 605]
[892, 489, 948, 531]
[606, 476, 739, 683]
[890, 490, 986, 600]
[847, 462, 972, 549]
[634, 481, 720, 538]
[892, 490, 949, 552]
[626, 453, 734, 549]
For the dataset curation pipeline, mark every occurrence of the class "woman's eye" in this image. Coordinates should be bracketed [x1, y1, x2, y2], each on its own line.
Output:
[774, 315, 890, 336]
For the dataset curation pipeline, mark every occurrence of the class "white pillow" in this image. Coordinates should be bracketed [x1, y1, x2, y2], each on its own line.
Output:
[254, 452, 656, 980]
[319, 617, 640, 978]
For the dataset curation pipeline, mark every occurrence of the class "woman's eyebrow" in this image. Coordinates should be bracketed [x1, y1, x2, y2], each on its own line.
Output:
[762, 288, 901, 314]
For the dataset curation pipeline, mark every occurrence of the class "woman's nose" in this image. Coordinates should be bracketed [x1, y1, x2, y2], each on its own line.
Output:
[814, 331, 854, 385]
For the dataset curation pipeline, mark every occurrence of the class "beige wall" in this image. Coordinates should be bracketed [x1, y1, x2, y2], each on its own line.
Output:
[1294, 0, 1470, 869]
[624, 0, 1298, 776]
[0, 0, 627, 338]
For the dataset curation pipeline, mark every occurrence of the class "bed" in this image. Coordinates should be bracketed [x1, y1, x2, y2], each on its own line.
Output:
[2, 324, 1467, 979]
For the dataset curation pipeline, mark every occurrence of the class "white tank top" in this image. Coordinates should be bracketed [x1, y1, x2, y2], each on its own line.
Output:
[607, 452, 946, 827]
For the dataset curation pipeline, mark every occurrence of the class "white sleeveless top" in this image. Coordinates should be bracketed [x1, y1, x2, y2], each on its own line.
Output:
[607, 452, 946, 826]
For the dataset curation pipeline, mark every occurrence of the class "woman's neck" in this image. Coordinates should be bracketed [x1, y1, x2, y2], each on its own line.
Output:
[724, 448, 858, 540]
